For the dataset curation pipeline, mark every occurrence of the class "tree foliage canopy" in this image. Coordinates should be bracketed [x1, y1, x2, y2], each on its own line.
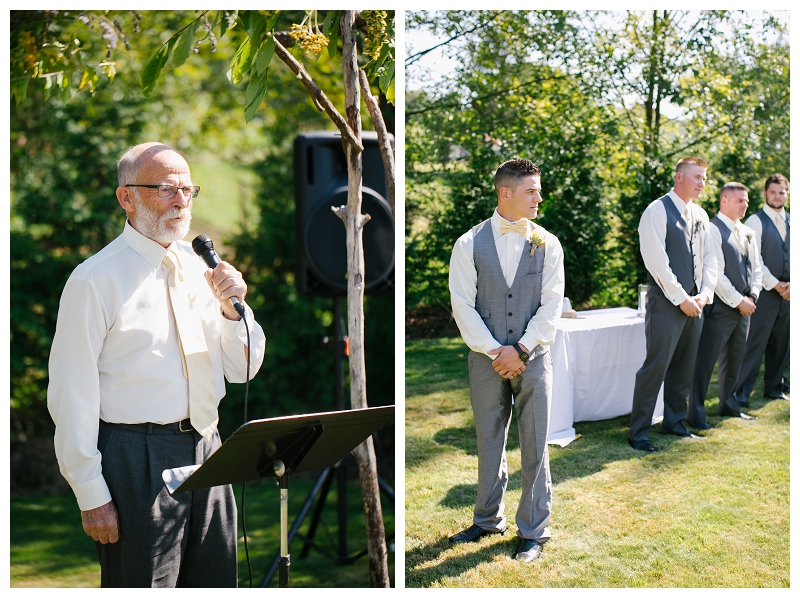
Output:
[406, 10, 789, 311]
[10, 9, 395, 445]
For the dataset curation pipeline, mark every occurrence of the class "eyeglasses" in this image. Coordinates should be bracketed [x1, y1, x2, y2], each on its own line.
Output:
[125, 184, 200, 200]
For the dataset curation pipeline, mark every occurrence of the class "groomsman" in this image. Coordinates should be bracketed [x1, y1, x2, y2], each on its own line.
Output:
[449, 158, 565, 562]
[734, 174, 790, 405]
[688, 182, 762, 429]
[628, 156, 717, 452]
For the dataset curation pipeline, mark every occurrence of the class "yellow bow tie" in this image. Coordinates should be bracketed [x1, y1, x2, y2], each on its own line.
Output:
[498, 219, 528, 236]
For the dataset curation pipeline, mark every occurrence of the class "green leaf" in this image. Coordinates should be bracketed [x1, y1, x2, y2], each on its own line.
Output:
[141, 37, 177, 97]
[172, 20, 199, 68]
[244, 72, 267, 123]
[253, 35, 275, 74]
[379, 61, 395, 104]
[228, 36, 253, 85]
[264, 11, 281, 32]
[11, 77, 30, 105]
[326, 12, 340, 59]
[218, 10, 237, 38]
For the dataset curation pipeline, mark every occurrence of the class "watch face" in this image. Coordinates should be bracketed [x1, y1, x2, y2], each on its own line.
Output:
[521, 353, 529, 361]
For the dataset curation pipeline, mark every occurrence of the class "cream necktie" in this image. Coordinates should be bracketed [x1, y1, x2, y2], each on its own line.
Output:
[162, 249, 218, 440]
[734, 224, 747, 256]
[498, 219, 528, 236]
[775, 213, 786, 242]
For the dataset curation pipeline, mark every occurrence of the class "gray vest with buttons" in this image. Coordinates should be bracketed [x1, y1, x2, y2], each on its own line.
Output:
[711, 217, 753, 296]
[755, 210, 790, 282]
[646, 195, 696, 295]
[472, 219, 548, 360]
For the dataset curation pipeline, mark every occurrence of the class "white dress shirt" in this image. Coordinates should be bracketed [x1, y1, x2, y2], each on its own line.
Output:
[449, 208, 565, 357]
[638, 188, 717, 305]
[744, 206, 788, 291]
[48, 222, 266, 511]
[708, 212, 763, 308]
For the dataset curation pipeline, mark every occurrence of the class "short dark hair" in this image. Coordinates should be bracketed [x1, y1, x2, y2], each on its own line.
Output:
[676, 156, 708, 174]
[720, 181, 748, 199]
[494, 159, 541, 195]
[764, 173, 789, 192]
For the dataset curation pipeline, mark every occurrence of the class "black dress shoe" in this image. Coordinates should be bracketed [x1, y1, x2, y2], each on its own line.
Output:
[737, 412, 758, 420]
[628, 438, 658, 452]
[687, 420, 711, 431]
[765, 391, 789, 401]
[514, 539, 542, 562]
[448, 524, 506, 544]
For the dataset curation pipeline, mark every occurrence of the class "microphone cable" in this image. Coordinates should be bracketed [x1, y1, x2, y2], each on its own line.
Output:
[239, 312, 253, 588]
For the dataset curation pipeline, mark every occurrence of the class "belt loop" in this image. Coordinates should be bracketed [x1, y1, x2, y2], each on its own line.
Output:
[147, 422, 153, 435]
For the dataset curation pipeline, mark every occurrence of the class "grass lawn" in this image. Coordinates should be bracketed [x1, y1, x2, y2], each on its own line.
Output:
[405, 337, 790, 588]
[10, 468, 395, 588]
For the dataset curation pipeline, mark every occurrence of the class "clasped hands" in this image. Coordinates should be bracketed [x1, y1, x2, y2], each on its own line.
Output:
[774, 281, 790, 301]
[488, 343, 529, 379]
[679, 294, 708, 317]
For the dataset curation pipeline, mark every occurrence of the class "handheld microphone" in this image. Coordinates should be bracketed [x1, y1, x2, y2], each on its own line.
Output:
[192, 234, 246, 318]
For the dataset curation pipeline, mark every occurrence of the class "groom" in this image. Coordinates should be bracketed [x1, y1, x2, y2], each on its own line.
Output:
[448, 158, 565, 562]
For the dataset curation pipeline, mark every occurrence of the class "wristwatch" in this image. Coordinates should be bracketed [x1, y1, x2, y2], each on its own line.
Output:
[512, 343, 530, 363]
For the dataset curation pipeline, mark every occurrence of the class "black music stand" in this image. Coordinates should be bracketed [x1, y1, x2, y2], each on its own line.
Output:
[162, 405, 394, 588]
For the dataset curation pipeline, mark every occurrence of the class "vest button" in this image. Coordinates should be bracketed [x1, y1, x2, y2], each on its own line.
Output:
[508, 329, 513, 334]
[508, 312, 513, 316]
[508, 294, 512, 298]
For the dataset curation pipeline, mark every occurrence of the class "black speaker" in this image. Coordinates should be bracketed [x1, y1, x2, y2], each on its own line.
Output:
[294, 131, 395, 296]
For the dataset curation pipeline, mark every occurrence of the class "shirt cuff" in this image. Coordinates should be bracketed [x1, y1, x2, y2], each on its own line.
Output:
[71, 475, 113, 512]
[220, 300, 255, 345]
[517, 333, 541, 355]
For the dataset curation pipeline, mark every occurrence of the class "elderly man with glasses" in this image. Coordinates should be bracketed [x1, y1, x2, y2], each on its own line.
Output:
[48, 142, 266, 587]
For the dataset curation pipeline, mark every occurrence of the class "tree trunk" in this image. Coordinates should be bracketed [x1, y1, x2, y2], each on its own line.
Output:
[337, 10, 391, 589]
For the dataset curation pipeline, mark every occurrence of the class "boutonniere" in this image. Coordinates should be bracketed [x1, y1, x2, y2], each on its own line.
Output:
[528, 230, 546, 256]
[694, 221, 704, 235]
[745, 232, 754, 244]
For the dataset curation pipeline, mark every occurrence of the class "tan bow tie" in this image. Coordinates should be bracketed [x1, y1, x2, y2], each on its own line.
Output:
[498, 219, 528, 236]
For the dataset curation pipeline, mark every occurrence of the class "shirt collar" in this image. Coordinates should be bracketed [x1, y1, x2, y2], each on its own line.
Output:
[668, 188, 692, 214]
[717, 211, 738, 231]
[123, 220, 171, 270]
[762, 205, 786, 223]
[491, 208, 532, 236]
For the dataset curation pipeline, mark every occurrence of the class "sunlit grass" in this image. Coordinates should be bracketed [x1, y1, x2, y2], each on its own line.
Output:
[405, 338, 789, 588]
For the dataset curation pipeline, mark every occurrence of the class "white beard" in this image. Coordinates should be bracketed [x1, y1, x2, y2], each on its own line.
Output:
[132, 193, 192, 245]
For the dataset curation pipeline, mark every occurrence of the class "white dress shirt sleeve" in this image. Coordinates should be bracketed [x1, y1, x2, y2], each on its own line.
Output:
[638, 201, 690, 305]
[745, 214, 778, 290]
[698, 216, 718, 304]
[749, 232, 763, 300]
[47, 278, 113, 512]
[518, 234, 565, 352]
[219, 301, 266, 383]
[449, 232, 503, 356]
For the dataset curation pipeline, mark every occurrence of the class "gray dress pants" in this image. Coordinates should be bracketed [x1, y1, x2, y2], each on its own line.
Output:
[468, 350, 552, 542]
[95, 420, 237, 587]
[629, 285, 703, 443]
[734, 288, 790, 402]
[689, 301, 749, 424]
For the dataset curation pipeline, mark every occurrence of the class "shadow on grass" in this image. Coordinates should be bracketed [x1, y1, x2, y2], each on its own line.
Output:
[405, 534, 523, 587]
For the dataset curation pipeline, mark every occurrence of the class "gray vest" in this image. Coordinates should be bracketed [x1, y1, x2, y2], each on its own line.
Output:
[711, 217, 753, 296]
[472, 219, 548, 359]
[755, 210, 790, 282]
[646, 195, 696, 294]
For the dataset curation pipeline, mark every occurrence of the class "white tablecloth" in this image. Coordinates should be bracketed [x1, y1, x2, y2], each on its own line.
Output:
[548, 307, 664, 446]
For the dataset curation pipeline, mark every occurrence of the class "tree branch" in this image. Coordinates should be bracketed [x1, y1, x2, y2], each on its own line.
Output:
[272, 35, 363, 151]
[358, 69, 395, 220]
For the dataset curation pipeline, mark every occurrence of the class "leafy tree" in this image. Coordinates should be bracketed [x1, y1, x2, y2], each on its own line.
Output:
[406, 10, 789, 312]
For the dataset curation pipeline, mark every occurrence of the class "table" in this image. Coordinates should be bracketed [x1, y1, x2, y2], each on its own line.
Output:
[548, 307, 663, 446]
